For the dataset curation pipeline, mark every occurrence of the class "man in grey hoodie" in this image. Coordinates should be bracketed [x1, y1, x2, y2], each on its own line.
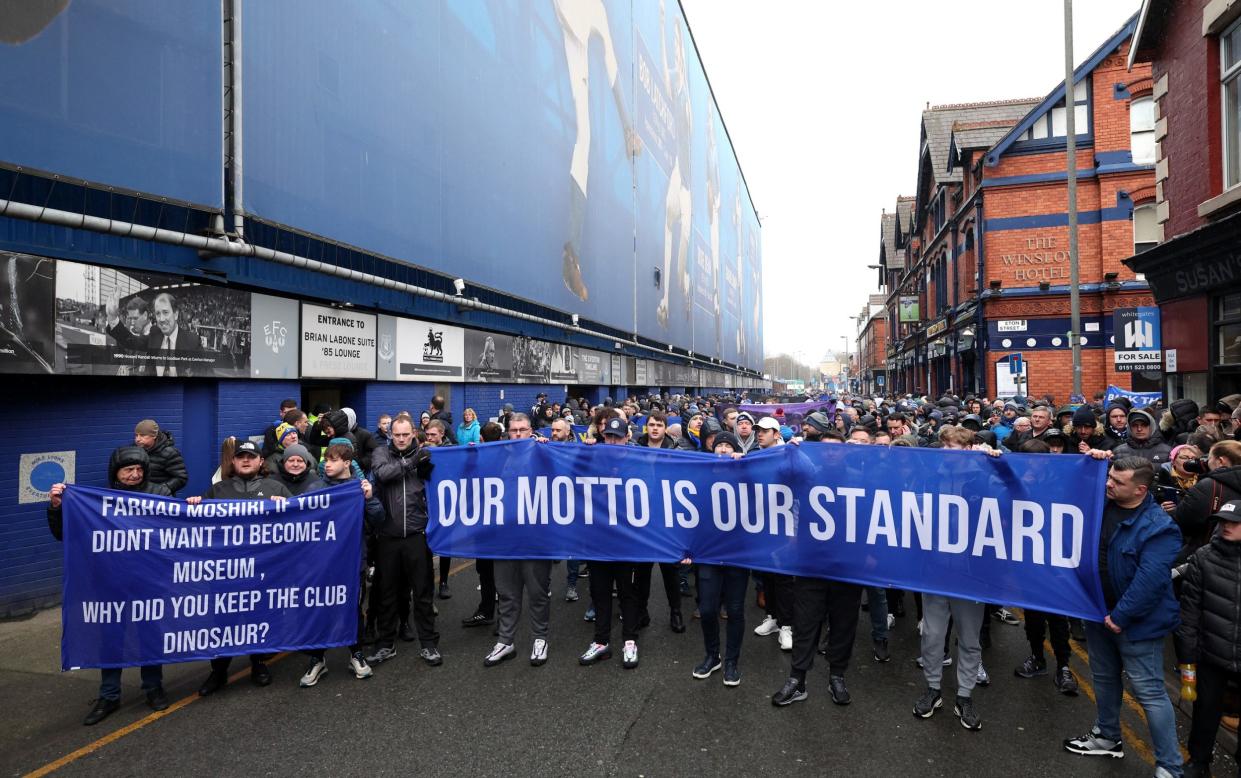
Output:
[1113, 408, 1172, 465]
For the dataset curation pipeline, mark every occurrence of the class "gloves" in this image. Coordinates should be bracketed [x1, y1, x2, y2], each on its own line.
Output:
[414, 447, 434, 481]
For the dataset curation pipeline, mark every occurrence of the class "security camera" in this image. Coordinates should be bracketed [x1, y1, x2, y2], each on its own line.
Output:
[572, 313, 580, 327]
[453, 278, 466, 296]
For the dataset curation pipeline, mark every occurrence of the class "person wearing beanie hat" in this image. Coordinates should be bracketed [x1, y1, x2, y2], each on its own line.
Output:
[133, 418, 188, 496]
[48, 446, 173, 725]
[1113, 408, 1173, 465]
[1070, 407, 1116, 454]
[272, 443, 324, 496]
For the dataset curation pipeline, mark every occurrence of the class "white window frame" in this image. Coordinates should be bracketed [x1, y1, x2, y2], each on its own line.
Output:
[1222, 18, 1241, 189]
[1129, 96, 1156, 165]
[1132, 203, 1159, 254]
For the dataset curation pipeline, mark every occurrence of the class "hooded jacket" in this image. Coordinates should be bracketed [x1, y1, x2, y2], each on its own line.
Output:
[48, 446, 171, 540]
[1102, 494, 1182, 641]
[370, 441, 433, 537]
[273, 444, 325, 496]
[201, 471, 293, 500]
[1112, 409, 1172, 464]
[311, 473, 386, 561]
[456, 419, 481, 445]
[1176, 535, 1241, 671]
[636, 432, 678, 449]
[144, 430, 188, 495]
[338, 408, 379, 472]
[1161, 398, 1201, 446]
[1174, 465, 1241, 559]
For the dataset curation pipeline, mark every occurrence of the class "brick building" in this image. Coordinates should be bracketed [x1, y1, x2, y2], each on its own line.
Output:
[853, 294, 888, 394]
[1127, 0, 1241, 405]
[875, 16, 1157, 402]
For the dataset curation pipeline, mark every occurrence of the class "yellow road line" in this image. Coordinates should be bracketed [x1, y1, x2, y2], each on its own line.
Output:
[1046, 640, 1154, 766]
[26, 559, 478, 777]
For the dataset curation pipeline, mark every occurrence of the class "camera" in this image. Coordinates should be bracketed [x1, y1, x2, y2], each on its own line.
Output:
[1153, 484, 1184, 505]
[1182, 456, 1211, 475]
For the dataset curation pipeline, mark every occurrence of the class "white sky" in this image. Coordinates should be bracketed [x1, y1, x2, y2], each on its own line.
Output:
[681, 0, 1142, 369]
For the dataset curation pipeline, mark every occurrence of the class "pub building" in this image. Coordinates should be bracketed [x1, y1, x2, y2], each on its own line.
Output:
[1126, 0, 1241, 403]
[879, 16, 1159, 400]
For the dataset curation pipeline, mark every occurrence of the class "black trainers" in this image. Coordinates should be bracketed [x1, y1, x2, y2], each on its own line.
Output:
[250, 662, 272, 687]
[461, 612, 494, 628]
[145, 687, 170, 711]
[954, 695, 982, 730]
[670, 609, 686, 633]
[1054, 665, 1079, 696]
[829, 675, 851, 705]
[197, 670, 228, 697]
[913, 687, 942, 718]
[692, 654, 722, 679]
[420, 646, 443, 666]
[1063, 728, 1123, 758]
[1014, 654, 1048, 678]
[438, 582, 452, 600]
[771, 677, 807, 707]
[83, 698, 120, 726]
[873, 638, 891, 663]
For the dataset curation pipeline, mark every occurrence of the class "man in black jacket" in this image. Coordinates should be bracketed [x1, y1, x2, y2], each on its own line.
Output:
[634, 412, 684, 633]
[430, 395, 457, 445]
[366, 417, 441, 668]
[133, 419, 188, 495]
[48, 446, 172, 726]
[1176, 498, 1241, 777]
[188, 440, 292, 695]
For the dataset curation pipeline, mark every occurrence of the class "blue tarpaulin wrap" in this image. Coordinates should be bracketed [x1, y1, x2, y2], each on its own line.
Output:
[427, 441, 1109, 620]
[61, 483, 362, 670]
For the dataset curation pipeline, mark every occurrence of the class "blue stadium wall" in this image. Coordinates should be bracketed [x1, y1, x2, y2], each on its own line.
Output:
[0, 1, 766, 617]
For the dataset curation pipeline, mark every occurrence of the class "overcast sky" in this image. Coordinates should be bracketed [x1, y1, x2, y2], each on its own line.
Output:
[680, 0, 1142, 369]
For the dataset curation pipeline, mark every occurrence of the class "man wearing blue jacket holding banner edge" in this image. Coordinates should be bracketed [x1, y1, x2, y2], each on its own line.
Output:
[1063, 456, 1183, 778]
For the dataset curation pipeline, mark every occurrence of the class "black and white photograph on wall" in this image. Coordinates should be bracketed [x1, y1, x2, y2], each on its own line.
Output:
[0, 252, 56, 374]
[512, 335, 550, 382]
[54, 260, 251, 377]
[464, 328, 514, 382]
[549, 342, 576, 382]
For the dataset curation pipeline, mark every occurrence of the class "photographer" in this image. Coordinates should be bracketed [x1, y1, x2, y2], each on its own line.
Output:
[1173, 440, 1241, 564]
[1155, 444, 1204, 514]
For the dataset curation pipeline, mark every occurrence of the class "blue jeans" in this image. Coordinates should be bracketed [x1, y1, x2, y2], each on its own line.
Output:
[1083, 621, 1182, 776]
[99, 665, 163, 701]
[566, 560, 580, 587]
[867, 587, 889, 641]
[697, 564, 748, 662]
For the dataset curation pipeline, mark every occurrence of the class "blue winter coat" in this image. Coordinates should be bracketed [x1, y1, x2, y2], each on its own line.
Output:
[1104, 494, 1182, 641]
[457, 420, 481, 445]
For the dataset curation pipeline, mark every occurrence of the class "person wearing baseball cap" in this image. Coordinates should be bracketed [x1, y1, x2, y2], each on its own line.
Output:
[1176, 498, 1241, 776]
[187, 438, 293, 697]
[580, 413, 649, 671]
[754, 416, 784, 450]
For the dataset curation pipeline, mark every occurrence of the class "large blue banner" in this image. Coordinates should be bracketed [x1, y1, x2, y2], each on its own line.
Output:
[61, 483, 363, 670]
[1104, 384, 1161, 408]
[428, 441, 1109, 620]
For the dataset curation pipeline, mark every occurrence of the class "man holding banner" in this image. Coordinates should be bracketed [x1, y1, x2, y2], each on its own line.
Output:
[189, 440, 292, 696]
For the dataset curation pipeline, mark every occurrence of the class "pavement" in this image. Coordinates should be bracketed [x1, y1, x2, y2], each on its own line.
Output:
[1, 562, 1237, 778]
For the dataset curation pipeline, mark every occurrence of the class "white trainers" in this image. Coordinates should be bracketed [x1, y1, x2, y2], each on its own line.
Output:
[778, 625, 793, 651]
[887, 613, 896, 630]
[299, 659, 328, 687]
[754, 615, 780, 636]
[350, 651, 373, 679]
[976, 662, 990, 687]
[483, 642, 515, 667]
[530, 638, 549, 667]
[622, 640, 639, 669]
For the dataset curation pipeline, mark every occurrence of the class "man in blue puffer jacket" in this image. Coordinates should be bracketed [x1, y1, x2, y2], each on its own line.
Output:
[1063, 456, 1183, 778]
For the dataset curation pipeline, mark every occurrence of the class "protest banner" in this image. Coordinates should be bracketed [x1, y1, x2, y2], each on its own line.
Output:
[1103, 384, 1162, 408]
[427, 441, 1108, 621]
[60, 482, 363, 670]
[717, 400, 838, 431]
